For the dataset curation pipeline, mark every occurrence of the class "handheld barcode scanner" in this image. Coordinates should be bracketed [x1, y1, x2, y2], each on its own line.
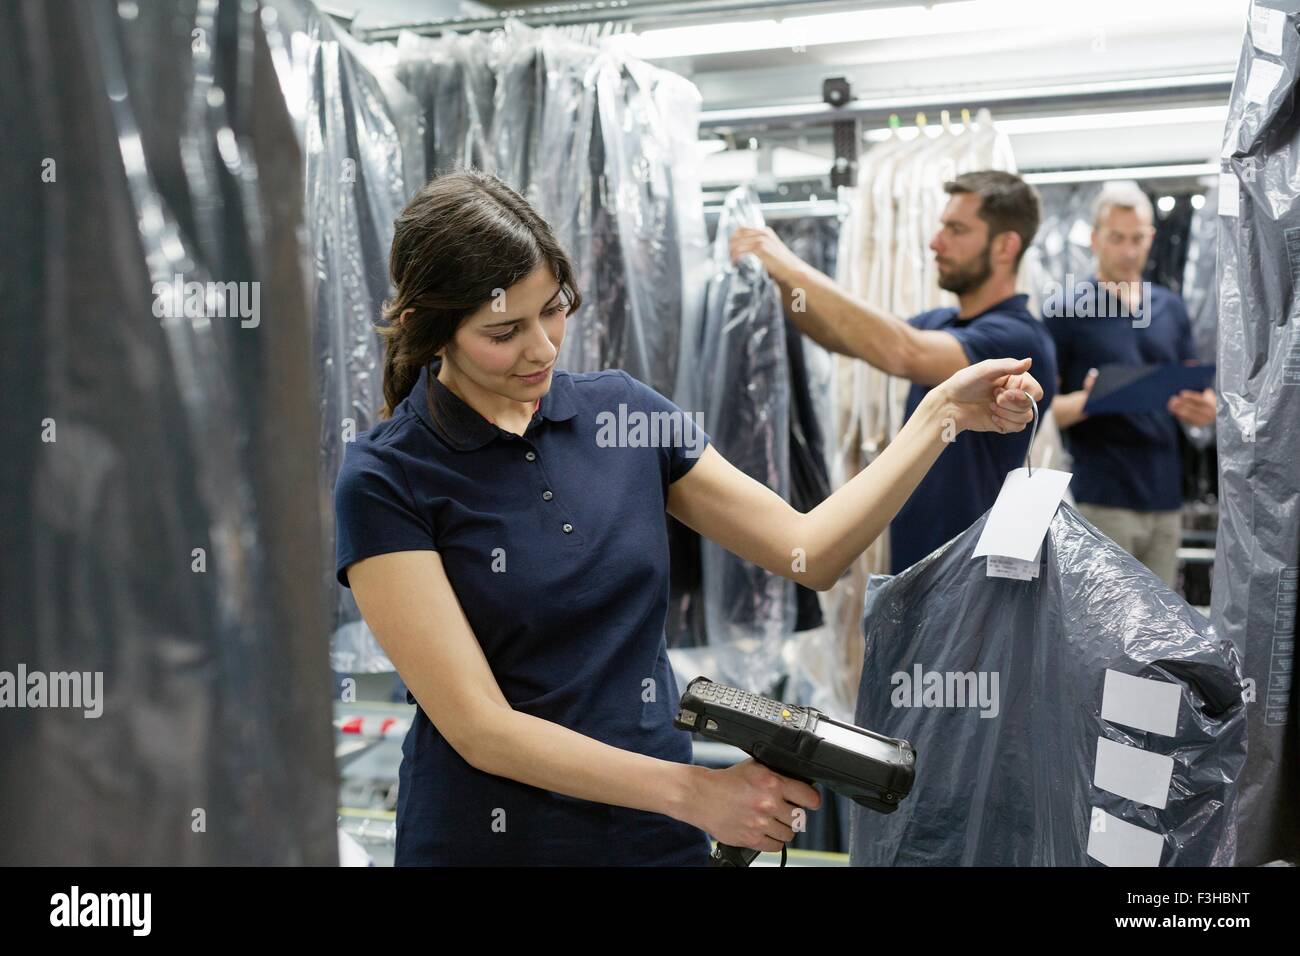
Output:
[674, 676, 917, 867]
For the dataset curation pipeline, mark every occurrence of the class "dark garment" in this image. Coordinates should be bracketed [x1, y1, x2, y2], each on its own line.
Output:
[1045, 278, 1195, 511]
[1214, 12, 1300, 866]
[889, 294, 1059, 574]
[696, 196, 795, 658]
[334, 361, 712, 865]
[0, 0, 340, 864]
[784, 312, 830, 631]
[853, 504, 1246, 866]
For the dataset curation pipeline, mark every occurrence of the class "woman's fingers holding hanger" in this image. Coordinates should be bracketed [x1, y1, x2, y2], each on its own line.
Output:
[991, 368, 1042, 425]
[939, 358, 1042, 434]
[992, 380, 1037, 424]
[993, 366, 1044, 404]
[988, 401, 1034, 431]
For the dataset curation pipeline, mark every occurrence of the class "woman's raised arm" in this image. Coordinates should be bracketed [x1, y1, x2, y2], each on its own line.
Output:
[666, 357, 1042, 591]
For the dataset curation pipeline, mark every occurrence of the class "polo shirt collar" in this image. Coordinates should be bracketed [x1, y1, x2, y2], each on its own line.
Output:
[407, 359, 578, 451]
[951, 293, 1029, 323]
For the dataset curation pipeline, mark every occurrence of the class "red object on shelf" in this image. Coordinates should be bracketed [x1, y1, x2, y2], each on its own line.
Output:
[340, 716, 365, 734]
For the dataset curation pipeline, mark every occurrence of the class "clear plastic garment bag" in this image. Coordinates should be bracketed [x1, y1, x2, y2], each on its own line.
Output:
[0, 0, 338, 864]
[683, 186, 796, 694]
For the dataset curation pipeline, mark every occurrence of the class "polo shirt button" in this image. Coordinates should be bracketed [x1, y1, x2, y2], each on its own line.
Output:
[562, 523, 573, 534]
[525, 451, 536, 462]
[542, 490, 553, 501]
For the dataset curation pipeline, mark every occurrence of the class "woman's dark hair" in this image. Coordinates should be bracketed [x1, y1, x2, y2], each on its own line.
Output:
[378, 167, 583, 420]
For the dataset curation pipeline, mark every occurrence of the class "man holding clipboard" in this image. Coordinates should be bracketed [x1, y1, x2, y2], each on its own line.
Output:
[1046, 181, 1215, 587]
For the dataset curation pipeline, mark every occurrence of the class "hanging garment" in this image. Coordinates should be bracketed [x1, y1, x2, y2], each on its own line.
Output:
[0, 0, 337, 864]
[392, 22, 705, 402]
[591, 54, 698, 398]
[851, 504, 1246, 866]
[773, 217, 840, 632]
[688, 186, 795, 693]
[1181, 181, 1220, 366]
[394, 29, 498, 177]
[1213, 2, 1300, 866]
[267, 0, 426, 674]
[490, 35, 545, 193]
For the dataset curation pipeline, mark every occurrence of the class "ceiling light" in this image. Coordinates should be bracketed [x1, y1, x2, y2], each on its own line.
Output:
[609, 0, 1239, 60]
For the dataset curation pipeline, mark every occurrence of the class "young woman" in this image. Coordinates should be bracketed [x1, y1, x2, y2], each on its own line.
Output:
[334, 168, 1043, 866]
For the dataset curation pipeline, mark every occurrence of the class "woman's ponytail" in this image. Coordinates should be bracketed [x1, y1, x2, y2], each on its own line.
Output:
[377, 299, 418, 420]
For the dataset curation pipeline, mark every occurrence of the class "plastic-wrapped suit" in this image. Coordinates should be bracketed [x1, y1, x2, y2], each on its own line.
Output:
[850, 504, 1246, 866]
[685, 187, 795, 693]
[1214, 0, 1300, 866]
[0, 0, 337, 864]
[266, 0, 426, 674]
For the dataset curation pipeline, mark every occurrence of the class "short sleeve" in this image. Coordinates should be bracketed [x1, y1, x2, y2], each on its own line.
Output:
[946, 313, 1038, 366]
[616, 370, 713, 483]
[333, 442, 436, 588]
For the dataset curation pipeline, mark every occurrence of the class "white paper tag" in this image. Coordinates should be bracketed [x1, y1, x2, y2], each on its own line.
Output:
[986, 549, 1041, 580]
[972, 468, 1072, 563]
[1246, 58, 1285, 104]
[1087, 810, 1165, 867]
[1251, 1, 1287, 57]
[1218, 173, 1241, 217]
[1101, 670, 1181, 736]
[1094, 737, 1174, 810]
[1221, 117, 1241, 159]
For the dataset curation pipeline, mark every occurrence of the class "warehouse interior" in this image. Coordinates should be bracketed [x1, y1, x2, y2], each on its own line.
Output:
[0, 0, 1295, 872]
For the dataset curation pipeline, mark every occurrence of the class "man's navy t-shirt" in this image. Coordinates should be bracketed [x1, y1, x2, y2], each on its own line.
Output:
[333, 360, 713, 866]
[1044, 279, 1195, 512]
[889, 294, 1058, 573]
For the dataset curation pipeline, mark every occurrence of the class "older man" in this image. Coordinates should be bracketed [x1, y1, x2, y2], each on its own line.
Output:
[1047, 181, 1215, 586]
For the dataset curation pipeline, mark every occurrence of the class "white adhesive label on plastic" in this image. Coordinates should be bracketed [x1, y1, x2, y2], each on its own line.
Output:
[1221, 118, 1241, 159]
[972, 468, 1072, 563]
[987, 547, 1041, 580]
[1087, 810, 1165, 867]
[1218, 173, 1241, 217]
[1252, 1, 1286, 57]
[1094, 737, 1174, 810]
[1246, 58, 1285, 104]
[1101, 670, 1181, 736]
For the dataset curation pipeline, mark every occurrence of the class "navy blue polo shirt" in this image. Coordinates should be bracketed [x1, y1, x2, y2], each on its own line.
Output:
[1044, 278, 1194, 512]
[889, 294, 1058, 574]
[333, 360, 713, 866]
